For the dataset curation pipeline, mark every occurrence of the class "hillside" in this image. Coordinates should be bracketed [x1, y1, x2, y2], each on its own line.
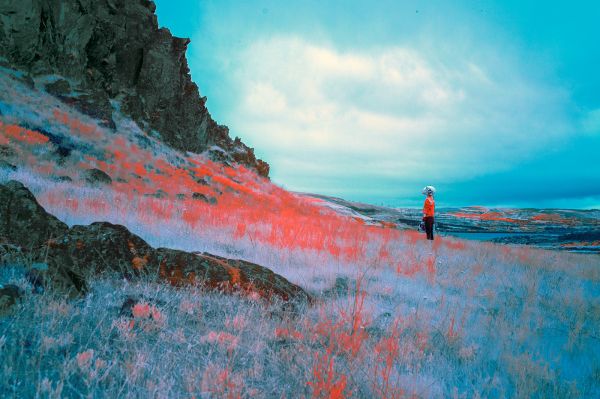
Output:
[0, 2, 599, 398]
[0, 0, 268, 176]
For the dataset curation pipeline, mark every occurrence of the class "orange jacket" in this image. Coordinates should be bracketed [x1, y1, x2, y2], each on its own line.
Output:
[423, 196, 435, 217]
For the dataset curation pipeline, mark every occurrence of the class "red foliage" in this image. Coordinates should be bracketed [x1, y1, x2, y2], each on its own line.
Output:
[200, 365, 244, 399]
[53, 109, 97, 139]
[443, 239, 466, 251]
[34, 162, 56, 175]
[530, 213, 572, 225]
[425, 255, 436, 284]
[447, 314, 458, 340]
[202, 331, 239, 351]
[274, 327, 305, 341]
[0, 121, 49, 145]
[450, 211, 521, 224]
[132, 302, 151, 319]
[310, 278, 371, 359]
[307, 349, 348, 399]
[372, 318, 405, 399]
[12, 103, 450, 277]
[446, 310, 467, 341]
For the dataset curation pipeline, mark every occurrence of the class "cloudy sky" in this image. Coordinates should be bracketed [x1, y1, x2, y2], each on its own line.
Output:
[154, 0, 600, 208]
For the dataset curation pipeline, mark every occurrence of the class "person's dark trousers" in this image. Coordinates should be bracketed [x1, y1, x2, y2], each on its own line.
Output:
[424, 216, 434, 240]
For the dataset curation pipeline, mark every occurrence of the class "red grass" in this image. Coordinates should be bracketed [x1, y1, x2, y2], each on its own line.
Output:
[447, 314, 458, 340]
[530, 213, 571, 224]
[53, 110, 98, 139]
[200, 364, 244, 399]
[425, 255, 436, 284]
[8, 105, 448, 281]
[442, 239, 467, 251]
[450, 211, 522, 224]
[76, 350, 94, 369]
[132, 303, 151, 319]
[0, 121, 49, 145]
[372, 318, 405, 399]
[307, 348, 348, 399]
[274, 327, 305, 341]
[309, 277, 371, 360]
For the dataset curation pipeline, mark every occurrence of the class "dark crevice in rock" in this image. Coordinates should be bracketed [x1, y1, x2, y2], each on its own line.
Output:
[132, 48, 144, 86]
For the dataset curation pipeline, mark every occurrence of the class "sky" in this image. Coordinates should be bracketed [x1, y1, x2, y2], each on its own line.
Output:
[154, 0, 600, 208]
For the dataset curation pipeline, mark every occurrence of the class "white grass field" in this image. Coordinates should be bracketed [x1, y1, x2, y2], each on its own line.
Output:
[1, 67, 599, 398]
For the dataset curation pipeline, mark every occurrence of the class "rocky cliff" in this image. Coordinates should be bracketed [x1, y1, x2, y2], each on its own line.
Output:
[0, 0, 269, 177]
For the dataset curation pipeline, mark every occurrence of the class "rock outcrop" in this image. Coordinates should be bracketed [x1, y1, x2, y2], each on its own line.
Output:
[0, 0, 269, 177]
[0, 180, 69, 251]
[0, 180, 308, 302]
[82, 168, 113, 186]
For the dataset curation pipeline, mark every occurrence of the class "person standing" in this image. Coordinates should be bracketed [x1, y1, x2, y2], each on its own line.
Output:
[422, 186, 436, 240]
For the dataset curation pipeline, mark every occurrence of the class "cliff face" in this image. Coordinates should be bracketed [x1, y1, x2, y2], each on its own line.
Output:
[0, 0, 269, 177]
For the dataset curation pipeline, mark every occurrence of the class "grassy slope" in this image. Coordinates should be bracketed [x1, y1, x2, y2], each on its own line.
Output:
[1, 68, 599, 398]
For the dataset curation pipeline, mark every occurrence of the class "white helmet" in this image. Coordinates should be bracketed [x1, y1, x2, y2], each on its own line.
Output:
[422, 185, 436, 196]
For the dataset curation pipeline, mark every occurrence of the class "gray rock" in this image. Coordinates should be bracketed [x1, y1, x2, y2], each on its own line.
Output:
[45, 79, 71, 96]
[0, 180, 69, 251]
[57, 91, 116, 129]
[192, 192, 217, 204]
[82, 168, 112, 186]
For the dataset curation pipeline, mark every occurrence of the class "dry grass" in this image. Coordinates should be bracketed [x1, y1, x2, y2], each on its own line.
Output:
[1, 235, 599, 398]
[1, 66, 599, 398]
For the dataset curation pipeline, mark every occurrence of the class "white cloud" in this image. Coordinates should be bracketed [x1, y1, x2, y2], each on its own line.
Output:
[218, 36, 575, 196]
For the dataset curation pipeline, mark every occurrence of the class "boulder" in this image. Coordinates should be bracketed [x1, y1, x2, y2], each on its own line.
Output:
[0, 181, 309, 302]
[56, 91, 116, 129]
[0, 180, 69, 251]
[195, 253, 310, 302]
[82, 168, 112, 186]
[54, 222, 154, 278]
[45, 79, 71, 96]
[53, 222, 310, 302]
[0, 145, 16, 159]
[192, 192, 217, 204]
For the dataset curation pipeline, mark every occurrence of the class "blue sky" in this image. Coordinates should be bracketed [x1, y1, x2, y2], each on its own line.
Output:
[154, 0, 600, 208]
